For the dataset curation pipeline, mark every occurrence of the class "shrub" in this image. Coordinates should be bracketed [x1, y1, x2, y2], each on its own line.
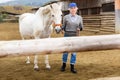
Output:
[0, 14, 3, 22]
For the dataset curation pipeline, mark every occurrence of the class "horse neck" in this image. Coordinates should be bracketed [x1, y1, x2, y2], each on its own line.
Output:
[35, 8, 52, 31]
[35, 8, 43, 18]
[43, 14, 53, 31]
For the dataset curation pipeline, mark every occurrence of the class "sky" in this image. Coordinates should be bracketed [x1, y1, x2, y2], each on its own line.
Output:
[0, 0, 15, 3]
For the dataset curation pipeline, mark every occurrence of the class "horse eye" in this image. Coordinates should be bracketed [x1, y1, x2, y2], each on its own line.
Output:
[52, 15, 54, 17]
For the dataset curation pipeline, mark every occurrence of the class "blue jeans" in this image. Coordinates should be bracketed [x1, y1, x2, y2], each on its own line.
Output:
[62, 52, 76, 64]
[62, 32, 77, 64]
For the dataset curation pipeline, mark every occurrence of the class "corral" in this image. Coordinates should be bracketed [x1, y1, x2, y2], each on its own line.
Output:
[1, 22, 120, 80]
[0, 0, 120, 80]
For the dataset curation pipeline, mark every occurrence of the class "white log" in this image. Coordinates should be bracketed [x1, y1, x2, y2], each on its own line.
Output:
[0, 34, 120, 57]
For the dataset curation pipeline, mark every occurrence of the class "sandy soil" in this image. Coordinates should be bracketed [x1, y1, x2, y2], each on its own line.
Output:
[0, 22, 120, 80]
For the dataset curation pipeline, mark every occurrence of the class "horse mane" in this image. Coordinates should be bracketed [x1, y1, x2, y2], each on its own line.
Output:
[42, 1, 59, 7]
[36, 2, 61, 16]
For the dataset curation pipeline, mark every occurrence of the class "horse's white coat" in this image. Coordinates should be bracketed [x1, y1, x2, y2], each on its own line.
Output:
[19, 3, 62, 70]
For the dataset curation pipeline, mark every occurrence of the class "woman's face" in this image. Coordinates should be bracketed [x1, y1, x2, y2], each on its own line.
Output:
[69, 7, 78, 15]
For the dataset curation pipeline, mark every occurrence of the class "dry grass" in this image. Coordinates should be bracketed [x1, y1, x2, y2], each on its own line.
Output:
[0, 22, 120, 80]
[0, 22, 21, 40]
[1, 6, 32, 14]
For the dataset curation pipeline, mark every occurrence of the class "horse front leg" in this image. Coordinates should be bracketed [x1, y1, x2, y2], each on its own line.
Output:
[45, 55, 51, 69]
[34, 55, 39, 71]
[45, 35, 51, 70]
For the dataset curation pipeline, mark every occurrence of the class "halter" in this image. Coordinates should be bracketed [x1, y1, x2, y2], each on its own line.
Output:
[52, 22, 62, 27]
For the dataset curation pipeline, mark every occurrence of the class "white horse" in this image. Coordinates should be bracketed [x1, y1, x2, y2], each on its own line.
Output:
[19, 3, 62, 71]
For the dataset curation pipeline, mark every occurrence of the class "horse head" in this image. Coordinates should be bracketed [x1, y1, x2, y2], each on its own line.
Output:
[37, 2, 62, 34]
[48, 3, 63, 34]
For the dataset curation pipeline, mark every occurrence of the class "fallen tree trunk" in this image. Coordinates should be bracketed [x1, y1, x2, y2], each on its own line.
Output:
[0, 34, 120, 57]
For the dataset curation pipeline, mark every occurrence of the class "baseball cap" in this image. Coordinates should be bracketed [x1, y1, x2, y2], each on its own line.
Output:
[69, 2, 77, 8]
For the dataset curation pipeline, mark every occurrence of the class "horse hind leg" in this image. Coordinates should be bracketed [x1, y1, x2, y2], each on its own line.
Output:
[26, 56, 30, 64]
[45, 55, 51, 70]
[21, 36, 30, 64]
[33, 37, 40, 71]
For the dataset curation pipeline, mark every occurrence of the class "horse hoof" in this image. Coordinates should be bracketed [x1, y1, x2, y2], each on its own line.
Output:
[34, 68, 40, 71]
[46, 66, 51, 70]
[26, 61, 30, 64]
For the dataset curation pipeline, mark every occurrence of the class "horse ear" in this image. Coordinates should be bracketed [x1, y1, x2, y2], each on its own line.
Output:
[57, 2, 63, 9]
[42, 5, 51, 15]
[50, 4, 53, 9]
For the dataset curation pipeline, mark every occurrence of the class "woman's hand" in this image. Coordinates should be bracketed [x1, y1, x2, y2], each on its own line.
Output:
[61, 30, 65, 34]
[77, 28, 80, 36]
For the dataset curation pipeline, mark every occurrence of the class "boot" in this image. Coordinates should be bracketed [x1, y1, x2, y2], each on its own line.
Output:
[70, 64, 77, 73]
[61, 63, 66, 72]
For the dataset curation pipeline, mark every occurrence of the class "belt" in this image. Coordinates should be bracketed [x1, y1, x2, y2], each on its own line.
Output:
[65, 31, 77, 33]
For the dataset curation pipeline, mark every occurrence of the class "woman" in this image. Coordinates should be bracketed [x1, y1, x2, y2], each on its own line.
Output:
[61, 2, 83, 73]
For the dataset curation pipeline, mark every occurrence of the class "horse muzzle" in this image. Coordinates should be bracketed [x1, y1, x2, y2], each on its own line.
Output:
[52, 24, 62, 28]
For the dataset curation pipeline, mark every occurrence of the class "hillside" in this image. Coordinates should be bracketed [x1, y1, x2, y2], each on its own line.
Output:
[0, 0, 58, 7]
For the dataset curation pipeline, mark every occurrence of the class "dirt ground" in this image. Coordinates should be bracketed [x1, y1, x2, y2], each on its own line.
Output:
[0, 22, 120, 80]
